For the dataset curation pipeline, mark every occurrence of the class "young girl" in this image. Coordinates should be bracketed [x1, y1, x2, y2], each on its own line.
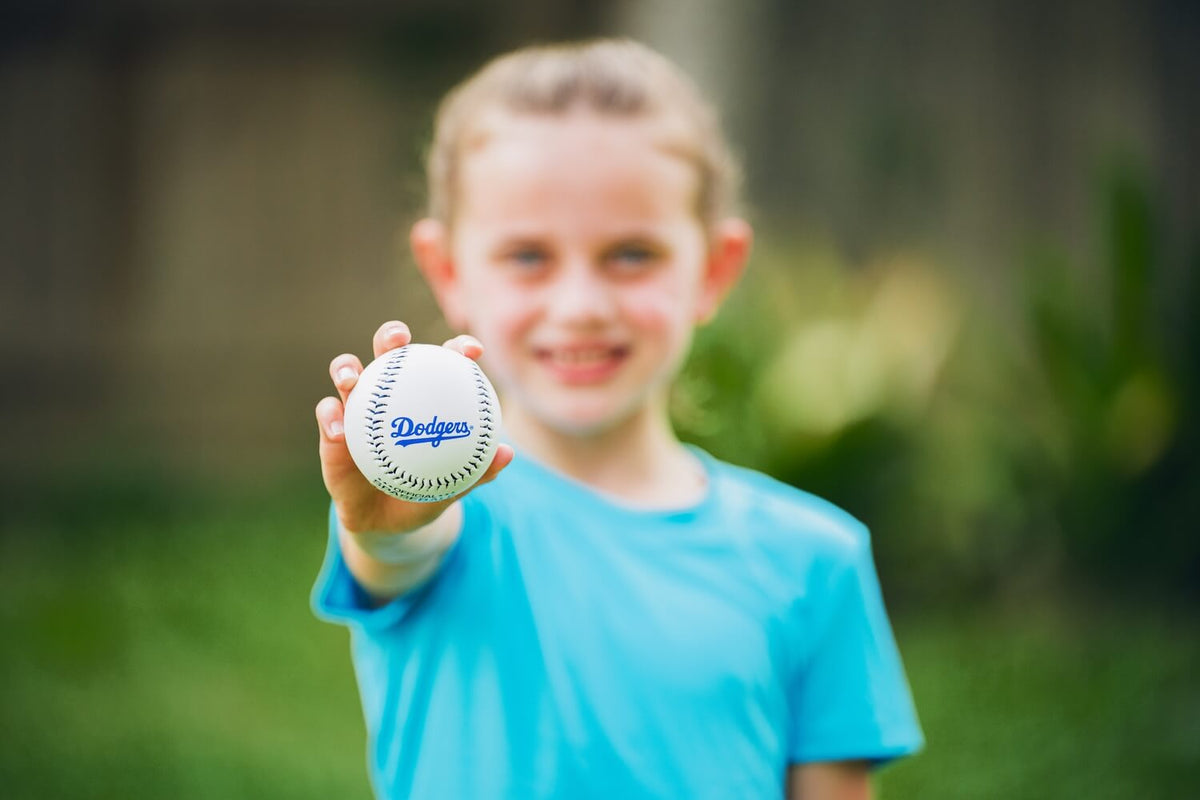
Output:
[313, 39, 922, 799]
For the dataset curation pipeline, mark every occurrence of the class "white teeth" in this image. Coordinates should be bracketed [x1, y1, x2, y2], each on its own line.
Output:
[550, 348, 613, 366]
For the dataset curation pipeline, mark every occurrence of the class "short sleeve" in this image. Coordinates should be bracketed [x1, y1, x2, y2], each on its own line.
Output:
[310, 499, 475, 632]
[787, 531, 924, 766]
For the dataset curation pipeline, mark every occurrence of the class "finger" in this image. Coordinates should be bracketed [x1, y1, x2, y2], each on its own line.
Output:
[442, 334, 484, 361]
[329, 354, 365, 404]
[467, 444, 514, 490]
[373, 320, 412, 358]
[315, 395, 346, 443]
[316, 396, 376, 503]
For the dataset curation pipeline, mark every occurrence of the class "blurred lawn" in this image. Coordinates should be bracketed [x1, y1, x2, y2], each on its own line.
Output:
[1, 479, 1197, 799]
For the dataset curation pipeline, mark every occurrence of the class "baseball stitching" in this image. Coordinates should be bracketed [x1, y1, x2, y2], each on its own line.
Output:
[363, 347, 496, 501]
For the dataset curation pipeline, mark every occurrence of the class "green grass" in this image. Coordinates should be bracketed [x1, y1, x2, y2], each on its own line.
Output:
[0, 485, 369, 799]
[883, 605, 1200, 798]
[1, 483, 1196, 798]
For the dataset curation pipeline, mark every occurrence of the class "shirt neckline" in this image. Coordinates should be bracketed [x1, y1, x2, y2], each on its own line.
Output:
[503, 441, 719, 523]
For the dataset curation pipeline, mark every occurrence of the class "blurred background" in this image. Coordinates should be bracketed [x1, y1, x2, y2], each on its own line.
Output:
[2, 0, 1197, 797]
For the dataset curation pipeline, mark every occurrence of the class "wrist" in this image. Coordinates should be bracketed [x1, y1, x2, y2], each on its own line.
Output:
[338, 503, 461, 567]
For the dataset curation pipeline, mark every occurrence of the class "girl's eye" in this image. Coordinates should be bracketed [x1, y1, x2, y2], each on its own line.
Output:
[607, 244, 659, 272]
[505, 247, 549, 270]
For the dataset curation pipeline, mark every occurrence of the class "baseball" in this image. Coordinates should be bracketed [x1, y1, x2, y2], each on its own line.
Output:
[343, 343, 501, 503]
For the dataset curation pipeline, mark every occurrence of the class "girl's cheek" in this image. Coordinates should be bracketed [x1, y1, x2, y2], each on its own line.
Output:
[468, 279, 541, 343]
[466, 284, 534, 394]
[620, 282, 694, 335]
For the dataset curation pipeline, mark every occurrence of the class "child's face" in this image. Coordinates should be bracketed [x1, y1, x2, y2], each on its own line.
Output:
[417, 112, 748, 437]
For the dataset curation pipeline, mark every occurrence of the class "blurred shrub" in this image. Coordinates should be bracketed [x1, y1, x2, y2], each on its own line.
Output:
[677, 158, 1199, 604]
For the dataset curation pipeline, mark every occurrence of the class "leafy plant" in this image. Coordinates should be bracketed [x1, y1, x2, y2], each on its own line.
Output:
[675, 156, 1199, 603]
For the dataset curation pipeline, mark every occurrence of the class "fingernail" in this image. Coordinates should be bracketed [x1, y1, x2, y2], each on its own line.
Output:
[328, 418, 344, 437]
[336, 366, 358, 383]
[385, 323, 408, 339]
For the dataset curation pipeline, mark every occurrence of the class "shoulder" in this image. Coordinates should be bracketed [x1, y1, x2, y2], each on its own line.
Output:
[702, 451, 870, 565]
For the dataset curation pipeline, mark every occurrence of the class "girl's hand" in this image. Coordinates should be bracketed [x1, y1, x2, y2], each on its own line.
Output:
[314, 321, 514, 537]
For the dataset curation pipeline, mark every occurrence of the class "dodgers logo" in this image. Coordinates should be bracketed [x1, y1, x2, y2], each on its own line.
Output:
[390, 415, 473, 448]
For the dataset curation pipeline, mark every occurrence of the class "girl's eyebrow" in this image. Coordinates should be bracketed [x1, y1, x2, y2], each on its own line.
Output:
[604, 229, 669, 244]
[491, 228, 551, 243]
[502, 238, 551, 251]
[494, 228, 667, 243]
[489, 236, 553, 256]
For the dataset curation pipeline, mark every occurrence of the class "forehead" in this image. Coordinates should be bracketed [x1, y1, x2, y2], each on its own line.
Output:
[456, 111, 701, 228]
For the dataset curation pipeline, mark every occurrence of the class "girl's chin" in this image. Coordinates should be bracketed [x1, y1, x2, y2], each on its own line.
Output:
[540, 412, 626, 438]
[526, 398, 645, 439]
[501, 371, 665, 438]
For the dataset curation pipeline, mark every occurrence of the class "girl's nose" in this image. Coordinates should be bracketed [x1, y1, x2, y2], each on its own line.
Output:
[546, 263, 617, 327]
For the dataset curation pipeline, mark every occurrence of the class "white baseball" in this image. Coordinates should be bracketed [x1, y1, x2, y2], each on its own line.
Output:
[343, 343, 501, 502]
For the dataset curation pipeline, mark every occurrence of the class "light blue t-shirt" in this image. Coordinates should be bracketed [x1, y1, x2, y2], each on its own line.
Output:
[312, 448, 923, 798]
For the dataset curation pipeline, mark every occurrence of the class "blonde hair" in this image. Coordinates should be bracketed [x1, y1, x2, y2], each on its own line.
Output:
[425, 38, 742, 227]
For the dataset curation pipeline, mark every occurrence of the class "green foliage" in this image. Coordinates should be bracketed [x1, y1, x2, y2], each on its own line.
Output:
[677, 156, 1199, 602]
[1019, 158, 1192, 586]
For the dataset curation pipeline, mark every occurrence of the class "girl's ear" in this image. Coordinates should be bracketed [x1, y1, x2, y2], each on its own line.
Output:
[411, 218, 468, 331]
[695, 218, 753, 323]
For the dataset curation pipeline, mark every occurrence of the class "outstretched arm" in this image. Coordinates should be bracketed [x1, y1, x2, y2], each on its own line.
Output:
[315, 320, 513, 602]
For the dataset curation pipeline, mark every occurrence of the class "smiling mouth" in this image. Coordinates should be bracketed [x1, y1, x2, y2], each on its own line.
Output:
[534, 345, 631, 383]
